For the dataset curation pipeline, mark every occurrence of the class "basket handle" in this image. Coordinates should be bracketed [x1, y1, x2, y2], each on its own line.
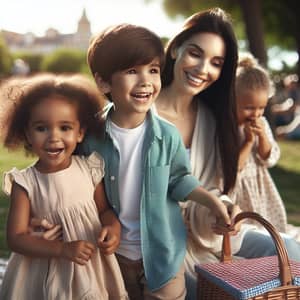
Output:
[221, 211, 293, 286]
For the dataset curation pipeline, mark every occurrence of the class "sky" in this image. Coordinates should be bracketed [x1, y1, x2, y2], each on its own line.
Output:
[0, 0, 184, 38]
[0, 0, 297, 71]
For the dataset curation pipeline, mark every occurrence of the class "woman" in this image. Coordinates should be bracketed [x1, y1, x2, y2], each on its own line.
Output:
[153, 7, 300, 299]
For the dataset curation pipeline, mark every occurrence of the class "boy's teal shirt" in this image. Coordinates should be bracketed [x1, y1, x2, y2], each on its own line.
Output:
[81, 107, 201, 291]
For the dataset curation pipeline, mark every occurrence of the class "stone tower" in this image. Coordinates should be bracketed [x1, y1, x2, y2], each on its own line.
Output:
[74, 8, 92, 49]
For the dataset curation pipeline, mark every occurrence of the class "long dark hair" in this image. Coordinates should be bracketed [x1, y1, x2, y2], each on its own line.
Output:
[162, 8, 239, 193]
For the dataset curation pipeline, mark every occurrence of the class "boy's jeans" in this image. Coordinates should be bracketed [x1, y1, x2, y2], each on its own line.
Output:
[116, 254, 186, 300]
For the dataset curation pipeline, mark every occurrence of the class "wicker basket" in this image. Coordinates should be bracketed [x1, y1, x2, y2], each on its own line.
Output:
[196, 212, 300, 299]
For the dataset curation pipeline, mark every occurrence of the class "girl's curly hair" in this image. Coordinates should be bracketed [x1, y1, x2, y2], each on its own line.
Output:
[0, 73, 106, 152]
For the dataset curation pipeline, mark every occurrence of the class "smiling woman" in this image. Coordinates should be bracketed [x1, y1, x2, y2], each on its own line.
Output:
[156, 31, 226, 147]
[152, 8, 300, 300]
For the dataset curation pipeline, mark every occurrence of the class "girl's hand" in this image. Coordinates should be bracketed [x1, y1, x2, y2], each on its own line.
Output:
[29, 218, 62, 240]
[61, 240, 95, 265]
[97, 226, 120, 255]
[244, 122, 255, 143]
[250, 118, 266, 139]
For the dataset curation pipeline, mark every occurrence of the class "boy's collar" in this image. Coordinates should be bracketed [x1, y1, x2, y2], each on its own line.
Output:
[103, 103, 162, 140]
[148, 108, 162, 140]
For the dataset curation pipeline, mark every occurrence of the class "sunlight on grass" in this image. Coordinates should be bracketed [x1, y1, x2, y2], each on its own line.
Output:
[269, 140, 300, 226]
[0, 141, 299, 257]
[277, 140, 300, 171]
[0, 146, 36, 190]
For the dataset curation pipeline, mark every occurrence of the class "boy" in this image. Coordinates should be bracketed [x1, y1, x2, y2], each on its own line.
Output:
[84, 24, 230, 299]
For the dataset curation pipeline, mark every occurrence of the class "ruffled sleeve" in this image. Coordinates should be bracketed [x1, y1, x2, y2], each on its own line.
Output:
[2, 167, 31, 198]
[85, 151, 105, 187]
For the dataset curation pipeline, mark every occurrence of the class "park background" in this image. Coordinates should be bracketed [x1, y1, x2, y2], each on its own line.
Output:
[0, 0, 300, 258]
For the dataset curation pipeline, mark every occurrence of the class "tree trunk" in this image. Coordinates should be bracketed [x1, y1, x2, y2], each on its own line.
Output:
[296, 35, 300, 80]
[239, 0, 267, 66]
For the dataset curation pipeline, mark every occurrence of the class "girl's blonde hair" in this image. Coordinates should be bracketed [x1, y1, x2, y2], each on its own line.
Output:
[236, 53, 275, 98]
[0, 73, 105, 152]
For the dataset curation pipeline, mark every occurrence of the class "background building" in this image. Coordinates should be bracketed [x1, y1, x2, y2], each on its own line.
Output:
[1, 9, 91, 53]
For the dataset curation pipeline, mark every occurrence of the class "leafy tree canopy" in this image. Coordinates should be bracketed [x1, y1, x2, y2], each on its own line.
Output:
[147, 0, 298, 51]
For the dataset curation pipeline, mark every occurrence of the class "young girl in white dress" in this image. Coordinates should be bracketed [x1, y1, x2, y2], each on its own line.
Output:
[0, 74, 128, 300]
[232, 54, 300, 241]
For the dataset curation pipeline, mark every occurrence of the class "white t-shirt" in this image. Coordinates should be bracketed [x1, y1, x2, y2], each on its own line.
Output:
[108, 118, 147, 260]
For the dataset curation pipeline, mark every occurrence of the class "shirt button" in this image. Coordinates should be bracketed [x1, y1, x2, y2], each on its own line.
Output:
[110, 175, 115, 181]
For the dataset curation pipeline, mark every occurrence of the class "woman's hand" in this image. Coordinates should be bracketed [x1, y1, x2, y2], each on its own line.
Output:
[28, 218, 62, 240]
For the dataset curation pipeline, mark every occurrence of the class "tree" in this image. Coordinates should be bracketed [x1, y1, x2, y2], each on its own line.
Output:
[13, 52, 44, 73]
[41, 48, 86, 74]
[150, 0, 300, 76]
[238, 0, 267, 66]
[0, 33, 12, 77]
[149, 0, 268, 66]
[262, 0, 300, 77]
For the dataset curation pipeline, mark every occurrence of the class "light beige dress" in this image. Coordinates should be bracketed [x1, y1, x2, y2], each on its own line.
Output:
[0, 153, 128, 300]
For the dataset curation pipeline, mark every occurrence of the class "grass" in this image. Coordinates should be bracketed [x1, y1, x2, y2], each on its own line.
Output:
[270, 140, 300, 226]
[0, 146, 36, 257]
[0, 141, 299, 258]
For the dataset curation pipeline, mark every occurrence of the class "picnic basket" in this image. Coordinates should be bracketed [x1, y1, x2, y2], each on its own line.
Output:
[195, 211, 300, 299]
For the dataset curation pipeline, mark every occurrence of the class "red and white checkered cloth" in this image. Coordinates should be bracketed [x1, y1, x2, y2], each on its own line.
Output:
[196, 256, 300, 299]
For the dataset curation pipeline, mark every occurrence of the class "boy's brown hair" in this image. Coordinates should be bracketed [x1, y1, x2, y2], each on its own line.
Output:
[87, 23, 165, 83]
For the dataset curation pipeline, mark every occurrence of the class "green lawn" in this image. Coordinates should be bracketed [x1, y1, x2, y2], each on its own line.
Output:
[0, 146, 36, 257]
[0, 141, 300, 258]
[269, 140, 300, 226]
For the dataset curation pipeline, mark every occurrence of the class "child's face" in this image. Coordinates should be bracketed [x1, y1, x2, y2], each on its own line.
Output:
[106, 57, 161, 126]
[172, 32, 225, 97]
[237, 89, 269, 125]
[25, 95, 85, 173]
